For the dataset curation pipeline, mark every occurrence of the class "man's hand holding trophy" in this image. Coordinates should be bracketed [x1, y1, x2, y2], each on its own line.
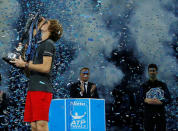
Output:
[2, 13, 43, 76]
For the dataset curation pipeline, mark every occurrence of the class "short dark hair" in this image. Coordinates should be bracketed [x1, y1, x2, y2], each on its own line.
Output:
[80, 67, 89, 74]
[48, 19, 63, 42]
[148, 64, 158, 71]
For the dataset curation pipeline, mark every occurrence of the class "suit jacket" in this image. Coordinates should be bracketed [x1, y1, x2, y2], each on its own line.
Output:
[70, 81, 99, 98]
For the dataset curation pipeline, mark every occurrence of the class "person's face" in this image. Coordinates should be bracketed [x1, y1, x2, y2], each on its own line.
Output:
[148, 68, 158, 80]
[39, 17, 50, 32]
[80, 69, 89, 82]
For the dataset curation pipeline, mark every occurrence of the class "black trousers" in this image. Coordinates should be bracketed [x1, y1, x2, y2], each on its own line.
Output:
[144, 110, 166, 131]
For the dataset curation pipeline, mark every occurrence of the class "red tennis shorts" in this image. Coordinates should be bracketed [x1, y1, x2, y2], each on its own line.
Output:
[24, 91, 53, 122]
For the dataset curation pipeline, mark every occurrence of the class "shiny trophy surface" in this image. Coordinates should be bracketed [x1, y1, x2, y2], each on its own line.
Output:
[2, 13, 42, 66]
[2, 43, 23, 66]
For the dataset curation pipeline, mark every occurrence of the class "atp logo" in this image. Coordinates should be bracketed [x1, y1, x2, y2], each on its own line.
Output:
[70, 112, 87, 129]
[69, 101, 89, 129]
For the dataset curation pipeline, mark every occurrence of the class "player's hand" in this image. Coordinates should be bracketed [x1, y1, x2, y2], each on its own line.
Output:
[10, 55, 26, 68]
[144, 98, 162, 105]
[152, 98, 163, 105]
[144, 98, 152, 104]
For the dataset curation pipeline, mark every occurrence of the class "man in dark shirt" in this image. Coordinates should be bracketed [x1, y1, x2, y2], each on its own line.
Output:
[10, 17, 63, 131]
[70, 67, 99, 98]
[140, 64, 171, 131]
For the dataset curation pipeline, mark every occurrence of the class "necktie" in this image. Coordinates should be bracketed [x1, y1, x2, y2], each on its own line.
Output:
[84, 82, 87, 94]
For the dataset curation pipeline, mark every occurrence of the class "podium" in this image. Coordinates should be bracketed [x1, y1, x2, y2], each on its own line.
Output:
[48, 99, 105, 131]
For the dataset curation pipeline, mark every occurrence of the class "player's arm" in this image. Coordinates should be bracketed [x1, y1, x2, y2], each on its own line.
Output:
[10, 56, 52, 74]
[27, 56, 52, 73]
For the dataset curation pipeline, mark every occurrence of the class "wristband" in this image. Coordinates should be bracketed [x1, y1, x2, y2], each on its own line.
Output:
[25, 62, 29, 69]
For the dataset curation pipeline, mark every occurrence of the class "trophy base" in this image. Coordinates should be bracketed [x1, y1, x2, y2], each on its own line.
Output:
[2, 57, 16, 66]
[2, 52, 20, 67]
[2, 57, 30, 77]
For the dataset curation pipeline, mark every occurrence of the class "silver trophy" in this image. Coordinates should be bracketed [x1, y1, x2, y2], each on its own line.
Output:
[2, 43, 23, 66]
[146, 88, 164, 100]
[2, 13, 42, 66]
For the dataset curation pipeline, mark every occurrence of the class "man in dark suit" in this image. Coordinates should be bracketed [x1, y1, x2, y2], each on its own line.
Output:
[140, 64, 171, 131]
[70, 67, 99, 98]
